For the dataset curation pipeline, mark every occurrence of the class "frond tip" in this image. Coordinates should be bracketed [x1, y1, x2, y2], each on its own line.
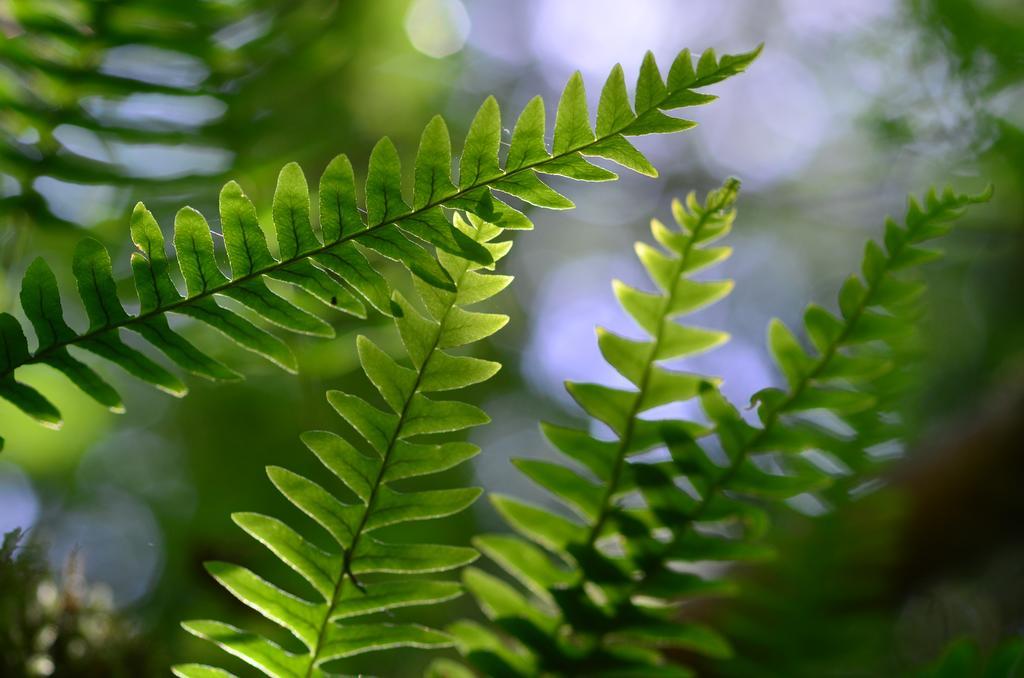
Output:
[175, 214, 512, 675]
[0, 44, 760, 443]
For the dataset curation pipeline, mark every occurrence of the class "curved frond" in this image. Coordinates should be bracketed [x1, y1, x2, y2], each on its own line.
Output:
[443, 182, 991, 676]
[0, 44, 761, 448]
[175, 214, 511, 676]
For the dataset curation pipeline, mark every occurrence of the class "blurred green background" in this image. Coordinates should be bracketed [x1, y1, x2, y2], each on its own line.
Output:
[0, 0, 1021, 675]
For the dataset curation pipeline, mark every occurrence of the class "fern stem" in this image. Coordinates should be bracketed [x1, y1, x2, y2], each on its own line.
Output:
[2, 95, 677, 383]
[302, 262, 472, 676]
[584, 196, 727, 547]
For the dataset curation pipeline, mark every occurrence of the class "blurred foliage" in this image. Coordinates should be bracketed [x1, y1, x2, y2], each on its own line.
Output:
[0, 528, 158, 676]
[0, 0, 437, 233]
[917, 637, 1024, 678]
[915, 0, 1024, 414]
[708, 500, 902, 676]
[0, 0, 250, 229]
[700, 2, 1024, 674]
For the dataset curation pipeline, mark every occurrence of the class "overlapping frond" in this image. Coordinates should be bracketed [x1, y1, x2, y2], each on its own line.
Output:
[437, 180, 743, 677]
[443, 183, 990, 677]
[174, 214, 511, 677]
[0, 44, 761, 449]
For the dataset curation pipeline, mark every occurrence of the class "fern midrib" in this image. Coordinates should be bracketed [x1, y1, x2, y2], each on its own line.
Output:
[4, 84, 696, 381]
[584, 201, 722, 548]
[302, 261, 471, 677]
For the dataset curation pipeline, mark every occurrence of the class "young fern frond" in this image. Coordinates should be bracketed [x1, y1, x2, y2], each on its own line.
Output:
[0, 44, 761, 449]
[440, 183, 990, 678]
[174, 214, 511, 677]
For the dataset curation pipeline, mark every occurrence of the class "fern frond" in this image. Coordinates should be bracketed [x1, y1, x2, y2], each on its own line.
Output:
[445, 182, 991, 677]
[0, 44, 761, 448]
[174, 214, 511, 676]
[738, 185, 994, 492]
[442, 179, 743, 677]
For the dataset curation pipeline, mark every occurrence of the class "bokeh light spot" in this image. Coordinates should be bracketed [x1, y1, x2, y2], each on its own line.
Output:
[405, 0, 471, 58]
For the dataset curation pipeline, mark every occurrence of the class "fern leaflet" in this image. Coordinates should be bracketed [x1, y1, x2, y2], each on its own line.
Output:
[173, 214, 511, 677]
[438, 183, 990, 677]
[0, 45, 761, 449]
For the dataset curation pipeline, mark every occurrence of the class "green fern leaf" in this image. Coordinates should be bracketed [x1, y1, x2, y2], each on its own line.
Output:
[443, 179, 990, 676]
[431, 179, 743, 677]
[175, 214, 511, 676]
[0, 45, 760, 446]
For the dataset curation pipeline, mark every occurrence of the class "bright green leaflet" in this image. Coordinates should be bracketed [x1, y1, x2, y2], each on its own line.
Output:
[0, 44, 761, 450]
[438, 183, 990, 677]
[173, 214, 512, 676]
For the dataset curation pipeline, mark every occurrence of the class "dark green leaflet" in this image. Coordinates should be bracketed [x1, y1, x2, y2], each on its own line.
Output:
[174, 215, 512, 676]
[0, 44, 760, 449]
[442, 183, 990, 677]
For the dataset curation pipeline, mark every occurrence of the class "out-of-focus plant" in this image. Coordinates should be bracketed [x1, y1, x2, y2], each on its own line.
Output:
[0, 0, 254, 229]
[917, 637, 1024, 678]
[702, 5, 1024, 674]
[912, 0, 1024, 154]
[0, 0, 425, 237]
[0, 528, 158, 677]
[907, 0, 1024, 396]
